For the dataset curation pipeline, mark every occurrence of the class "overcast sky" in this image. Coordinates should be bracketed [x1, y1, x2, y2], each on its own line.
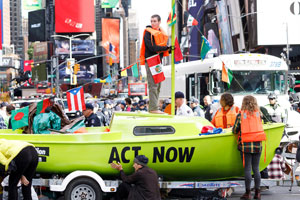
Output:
[131, 0, 171, 42]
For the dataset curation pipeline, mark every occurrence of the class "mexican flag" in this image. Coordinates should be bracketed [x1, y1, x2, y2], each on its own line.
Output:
[187, 14, 198, 26]
[36, 98, 51, 114]
[146, 54, 165, 84]
[222, 62, 233, 87]
[11, 106, 29, 131]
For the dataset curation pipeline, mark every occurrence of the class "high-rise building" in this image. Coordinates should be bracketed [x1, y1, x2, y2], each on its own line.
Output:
[2, 0, 11, 48]
[10, 0, 24, 58]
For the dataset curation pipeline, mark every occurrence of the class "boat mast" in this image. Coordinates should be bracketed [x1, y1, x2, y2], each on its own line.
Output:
[171, 0, 176, 115]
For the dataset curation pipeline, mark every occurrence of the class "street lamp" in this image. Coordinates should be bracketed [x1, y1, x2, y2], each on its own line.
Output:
[51, 34, 90, 85]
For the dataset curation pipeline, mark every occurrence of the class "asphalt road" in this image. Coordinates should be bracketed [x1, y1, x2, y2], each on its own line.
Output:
[164, 186, 300, 199]
[229, 186, 300, 200]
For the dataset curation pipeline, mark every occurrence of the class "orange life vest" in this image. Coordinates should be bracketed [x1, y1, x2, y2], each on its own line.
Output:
[214, 106, 238, 128]
[140, 27, 169, 65]
[240, 110, 266, 143]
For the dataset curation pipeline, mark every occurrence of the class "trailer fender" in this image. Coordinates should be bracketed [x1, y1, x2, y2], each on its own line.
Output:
[50, 171, 116, 193]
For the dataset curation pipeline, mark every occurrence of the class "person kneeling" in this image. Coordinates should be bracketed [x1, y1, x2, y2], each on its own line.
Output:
[110, 155, 161, 200]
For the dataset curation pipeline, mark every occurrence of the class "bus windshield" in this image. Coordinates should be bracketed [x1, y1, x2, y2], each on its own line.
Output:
[213, 70, 286, 94]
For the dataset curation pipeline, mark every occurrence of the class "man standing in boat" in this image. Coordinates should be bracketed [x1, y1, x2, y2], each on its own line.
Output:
[140, 14, 171, 114]
[111, 155, 161, 200]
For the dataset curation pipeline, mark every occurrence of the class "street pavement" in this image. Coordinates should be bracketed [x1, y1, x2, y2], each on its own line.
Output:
[164, 186, 300, 199]
[229, 186, 300, 200]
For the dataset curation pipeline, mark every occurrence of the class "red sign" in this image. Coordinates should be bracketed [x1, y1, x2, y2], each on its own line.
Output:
[0, 9, 2, 50]
[128, 83, 148, 96]
[24, 60, 33, 72]
[55, 0, 95, 33]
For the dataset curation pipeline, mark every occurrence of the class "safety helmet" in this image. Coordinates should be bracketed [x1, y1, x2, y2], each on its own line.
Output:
[268, 93, 277, 100]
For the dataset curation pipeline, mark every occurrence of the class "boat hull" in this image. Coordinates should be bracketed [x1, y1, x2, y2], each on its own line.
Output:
[0, 123, 284, 181]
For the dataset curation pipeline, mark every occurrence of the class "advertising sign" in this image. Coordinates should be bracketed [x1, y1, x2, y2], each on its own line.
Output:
[55, 0, 95, 33]
[128, 83, 147, 96]
[59, 62, 96, 81]
[29, 9, 46, 42]
[257, 0, 300, 45]
[33, 42, 48, 61]
[22, 0, 42, 18]
[32, 63, 47, 81]
[188, 0, 204, 61]
[2, 57, 12, 66]
[55, 40, 95, 55]
[216, 1, 234, 54]
[102, 18, 120, 64]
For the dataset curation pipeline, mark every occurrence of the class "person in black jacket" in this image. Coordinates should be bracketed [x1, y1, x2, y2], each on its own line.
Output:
[83, 103, 101, 127]
[111, 155, 161, 200]
[141, 14, 171, 114]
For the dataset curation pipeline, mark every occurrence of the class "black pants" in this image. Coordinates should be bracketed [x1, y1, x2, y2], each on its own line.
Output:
[242, 152, 261, 190]
[114, 182, 131, 200]
[8, 146, 38, 200]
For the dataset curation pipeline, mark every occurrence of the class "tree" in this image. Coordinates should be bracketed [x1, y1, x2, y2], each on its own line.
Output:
[27, 43, 34, 60]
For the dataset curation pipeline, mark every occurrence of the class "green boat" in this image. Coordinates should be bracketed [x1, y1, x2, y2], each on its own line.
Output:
[0, 112, 284, 181]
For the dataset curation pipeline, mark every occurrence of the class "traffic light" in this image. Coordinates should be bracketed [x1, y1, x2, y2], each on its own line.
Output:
[74, 64, 80, 74]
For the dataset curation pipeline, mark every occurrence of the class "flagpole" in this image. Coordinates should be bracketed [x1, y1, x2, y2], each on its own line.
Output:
[171, 0, 176, 116]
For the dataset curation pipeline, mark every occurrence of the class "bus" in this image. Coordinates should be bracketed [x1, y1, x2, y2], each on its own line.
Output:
[161, 53, 299, 141]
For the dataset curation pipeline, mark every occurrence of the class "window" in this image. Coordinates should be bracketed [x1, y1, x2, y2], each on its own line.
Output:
[133, 126, 175, 136]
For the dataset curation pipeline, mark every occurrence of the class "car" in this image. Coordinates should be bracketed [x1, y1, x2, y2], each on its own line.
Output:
[62, 99, 82, 119]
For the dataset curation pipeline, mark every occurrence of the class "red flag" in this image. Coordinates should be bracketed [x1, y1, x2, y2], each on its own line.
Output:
[175, 37, 183, 62]
[146, 55, 165, 84]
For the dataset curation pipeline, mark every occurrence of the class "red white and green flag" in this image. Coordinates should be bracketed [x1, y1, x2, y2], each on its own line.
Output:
[11, 106, 29, 131]
[222, 62, 233, 87]
[187, 14, 198, 26]
[36, 98, 51, 114]
[146, 54, 165, 84]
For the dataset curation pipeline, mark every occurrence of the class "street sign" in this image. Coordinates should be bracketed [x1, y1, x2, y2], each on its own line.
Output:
[48, 75, 56, 78]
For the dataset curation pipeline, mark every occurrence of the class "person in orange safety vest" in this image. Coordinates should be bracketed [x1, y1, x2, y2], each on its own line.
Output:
[232, 95, 266, 200]
[211, 93, 239, 128]
[140, 14, 171, 114]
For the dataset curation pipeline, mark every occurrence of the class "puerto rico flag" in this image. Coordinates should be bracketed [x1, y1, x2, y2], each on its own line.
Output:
[67, 86, 86, 111]
[146, 54, 165, 84]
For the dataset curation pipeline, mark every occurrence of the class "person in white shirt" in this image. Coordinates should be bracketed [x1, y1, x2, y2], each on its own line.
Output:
[175, 91, 193, 116]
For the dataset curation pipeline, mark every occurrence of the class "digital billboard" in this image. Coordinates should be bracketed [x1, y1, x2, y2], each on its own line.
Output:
[102, 18, 120, 63]
[28, 9, 46, 42]
[33, 42, 48, 61]
[55, 0, 95, 33]
[22, 0, 42, 18]
[55, 40, 95, 55]
[257, 0, 300, 45]
[59, 62, 96, 81]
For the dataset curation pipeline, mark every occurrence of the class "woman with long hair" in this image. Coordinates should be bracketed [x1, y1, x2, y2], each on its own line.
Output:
[232, 95, 266, 200]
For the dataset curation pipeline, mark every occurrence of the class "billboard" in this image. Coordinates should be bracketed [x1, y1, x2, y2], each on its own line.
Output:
[33, 42, 48, 61]
[55, 40, 95, 55]
[29, 9, 46, 42]
[22, 0, 42, 18]
[257, 0, 300, 45]
[102, 18, 120, 63]
[216, 1, 234, 54]
[59, 62, 96, 81]
[55, 0, 95, 33]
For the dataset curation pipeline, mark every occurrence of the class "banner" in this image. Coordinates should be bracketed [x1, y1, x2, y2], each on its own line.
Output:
[55, 0, 95, 33]
[102, 18, 120, 64]
[55, 40, 95, 55]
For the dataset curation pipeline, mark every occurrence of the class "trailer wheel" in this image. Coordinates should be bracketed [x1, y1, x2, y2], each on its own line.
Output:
[64, 177, 102, 200]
